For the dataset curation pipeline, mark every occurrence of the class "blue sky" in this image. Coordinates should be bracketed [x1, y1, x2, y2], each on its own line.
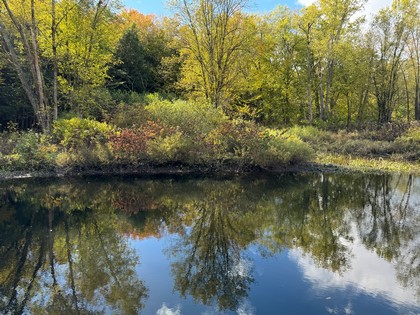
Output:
[123, 0, 392, 23]
[124, 0, 301, 17]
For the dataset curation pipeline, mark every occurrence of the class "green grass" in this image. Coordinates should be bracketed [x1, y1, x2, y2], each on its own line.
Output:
[316, 153, 420, 174]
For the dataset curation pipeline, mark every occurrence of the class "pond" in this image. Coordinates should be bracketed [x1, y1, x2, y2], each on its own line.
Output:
[0, 173, 419, 314]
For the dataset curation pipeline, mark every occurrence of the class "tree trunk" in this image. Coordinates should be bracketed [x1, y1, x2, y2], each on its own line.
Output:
[415, 80, 420, 120]
[30, 0, 50, 132]
[346, 92, 351, 128]
[52, 0, 58, 120]
[377, 98, 391, 124]
[356, 87, 368, 127]
[319, 69, 326, 120]
[0, 0, 51, 132]
[325, 59, 334, 119]
[306, 36, 313, 125]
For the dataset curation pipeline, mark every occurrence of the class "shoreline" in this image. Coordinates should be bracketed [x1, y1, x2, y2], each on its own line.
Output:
[1, 157, 418, 181]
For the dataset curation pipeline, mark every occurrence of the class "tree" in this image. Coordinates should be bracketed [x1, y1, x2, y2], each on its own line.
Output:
[400, 0, 420, 120]
[52, 0, 121, 115]
[298, 5, 319, 125]
[0, 0, 121, 130]
[0, 0, 52, 132]
[171, 0, 249, 110]
[370, 7, 407, 124]
[0, 61, 35, 129]
[248, 7, 306, 125]
[311, 0, 366, 120]
[109, 26, 151, 92]
[108, 10, 178, 94]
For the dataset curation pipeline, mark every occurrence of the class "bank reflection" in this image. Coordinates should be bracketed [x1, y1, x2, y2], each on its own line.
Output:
[0, 173, 419, 313]
[0, 182, 148, 314]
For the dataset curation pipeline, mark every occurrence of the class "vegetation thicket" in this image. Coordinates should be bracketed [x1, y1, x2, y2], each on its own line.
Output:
[1, 0, 420, 173]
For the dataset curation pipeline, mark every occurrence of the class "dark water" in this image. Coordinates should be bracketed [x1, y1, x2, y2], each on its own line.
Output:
[0, 173, 419, 315]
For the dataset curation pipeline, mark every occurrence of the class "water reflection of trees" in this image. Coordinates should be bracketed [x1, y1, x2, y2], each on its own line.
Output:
[350, 174, 420, 298]
[0, 173, 419, 312]
[0, 182, 148, 314]
[167, 181, 269, 311]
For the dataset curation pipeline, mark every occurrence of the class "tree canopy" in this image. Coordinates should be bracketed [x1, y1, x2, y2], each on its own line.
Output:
[1, 0, 420, 130]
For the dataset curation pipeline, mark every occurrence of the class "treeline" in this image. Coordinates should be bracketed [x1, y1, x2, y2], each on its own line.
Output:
[1, 0, 420, 131]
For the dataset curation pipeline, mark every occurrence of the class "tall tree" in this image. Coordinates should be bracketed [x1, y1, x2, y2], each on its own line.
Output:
[401, 0, 420, 120]
[108, 10, 177, 94]
[171, 0, 249, 110]
[109, 26, 151, 92]
[370, 6, 408, 124]
[0, 0, 51, 131]
[312, 0, 366, 120]
[54, 0, 121, 103]
[298, 5, 320, 125]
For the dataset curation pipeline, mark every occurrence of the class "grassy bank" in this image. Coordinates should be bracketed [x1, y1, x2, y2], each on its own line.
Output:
[290, 124, 420, 174]
[1, 97, 420, 177]
[0, 97, 313, 176]
[315, 153, 420, 174]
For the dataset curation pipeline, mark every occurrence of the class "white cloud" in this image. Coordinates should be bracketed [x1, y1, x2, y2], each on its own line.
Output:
[156, 303, 181, 315]
[297, 0, 316, 6]
[361, 0, 393, 19]
[237, 300, 255, 315]
[288, 227, 419, 308]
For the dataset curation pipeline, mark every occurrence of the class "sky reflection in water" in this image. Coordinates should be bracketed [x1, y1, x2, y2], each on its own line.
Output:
[0, 173, 419, 314]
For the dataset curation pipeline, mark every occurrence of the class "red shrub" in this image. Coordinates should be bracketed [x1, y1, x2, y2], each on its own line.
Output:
[109, 121, 177, 162]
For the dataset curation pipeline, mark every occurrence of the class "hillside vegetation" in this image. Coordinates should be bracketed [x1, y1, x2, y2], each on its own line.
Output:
[1, 0, 420, 174]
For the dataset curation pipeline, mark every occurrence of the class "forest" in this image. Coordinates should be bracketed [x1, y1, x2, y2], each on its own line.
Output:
[1, 0, 420, 173]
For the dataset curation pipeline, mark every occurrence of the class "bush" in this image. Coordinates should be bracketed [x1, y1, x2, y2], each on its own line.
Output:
[0, 131, 57, 170]
[396, 124, 420, 144]
[205, 120, 314, 168]
[109, 120, 203, 165]
[111, 103, 149, 128]
[145, 95, 227, 138]
[394, 124, 420, 160]
[53, 118, 114, 150]
[147, 131, 193, 163]
[110, 128, 148, 163]
[205, 120, 259, 164]
[249, 128, 314, 167]
[110, 121, 175, 163]
[67, 87, 116, 121]
[110, 91, 147, 105]
[288, 126, 332, 148]
[330, 138, 395, 156]
[52, 118, 115, 168]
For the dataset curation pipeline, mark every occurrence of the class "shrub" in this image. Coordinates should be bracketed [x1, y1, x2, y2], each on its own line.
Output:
[110, 121, 181, 164]
[0, 131, 57, 170]
[145, 95, 227, 138]
[396, 124, 420, 144]
[111, 103, 149, 128]
[110, 128, 148, 163]
[110, 91, 147, 105]
[253, 129, 315, 167]
[288, 126, 332, 147]
[53, 118, 114, 150]
[205, 120, 261, 164]
[147, 131, 193, 163]
[329, 138, 395, 156]
[394, 124, 420, 160]
[52, 118, 115, 168]
[205, 120, 314, 168]
[67, 87, 116, 121]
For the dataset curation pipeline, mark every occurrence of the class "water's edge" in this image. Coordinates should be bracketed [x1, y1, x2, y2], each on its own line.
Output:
[0, 162, 366, 181]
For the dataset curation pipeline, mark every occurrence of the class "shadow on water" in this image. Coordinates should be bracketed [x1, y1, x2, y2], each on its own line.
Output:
[0, 173, 419, 313]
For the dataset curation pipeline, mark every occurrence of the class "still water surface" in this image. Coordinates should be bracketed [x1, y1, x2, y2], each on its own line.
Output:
[0, 173, 419, 314]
